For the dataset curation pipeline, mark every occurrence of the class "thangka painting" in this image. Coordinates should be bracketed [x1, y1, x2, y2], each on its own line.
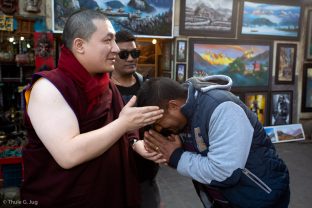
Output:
[179, 0, 237, 37]
[239, 0, 302, 40]
[52, 0, 174, 38]
[264, 124, 305, 143]
[34, 32, 54, 71]
[189, 39, 272, 88]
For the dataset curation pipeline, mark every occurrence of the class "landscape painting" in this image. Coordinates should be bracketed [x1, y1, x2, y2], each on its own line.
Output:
[239, 0, 301, 40]
[273, 124, 305, 143]
[189, 39, 272, 88]
[264, 127, 278, 143]
[52, 0, 174, 37]
[179, 0, 237, 37]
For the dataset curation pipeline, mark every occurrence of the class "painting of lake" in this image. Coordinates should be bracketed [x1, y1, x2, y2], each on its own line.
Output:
[241, 1, 301, 38]
[52, 0, 174, 37]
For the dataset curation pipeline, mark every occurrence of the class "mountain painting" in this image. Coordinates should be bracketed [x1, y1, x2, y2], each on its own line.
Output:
[274, 124, 305, 143]
[241, 1, 301, 38]
[180, 0, 237, 37]
[190, 40, 271, 87]
[52, 0, 174, 37]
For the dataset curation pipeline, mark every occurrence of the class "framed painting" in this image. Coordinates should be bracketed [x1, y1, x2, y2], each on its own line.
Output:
[264, 127, 278, 143]
[245, 92, 268, 125]
[176, 40, 187, 62]
[52, 0, 174, 38]
[306, 9, 312, 60]
[270, 91, 292, 126]
[238, 0, 302, 40]
[189, 38, 272, 89]
[179, 0, 238, 37]
[265, 124, 305, 143]
[301, 63, 312, 112]
[275, 43, 297, 84]
[159, 40, 172, 77]
[176, 63, 186, 83]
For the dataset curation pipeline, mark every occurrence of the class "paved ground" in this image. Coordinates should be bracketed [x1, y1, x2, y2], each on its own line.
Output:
[156, 140, 312, 208]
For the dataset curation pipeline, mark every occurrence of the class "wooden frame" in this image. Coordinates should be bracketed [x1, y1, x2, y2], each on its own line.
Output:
[275, 43, 297, 84]
[245, 92, 268, 125]
[270, 91, 292, 125]
[264, 124, 305, 143]
[159, 39, 173, 78]
[51, 0, 174, 38]
[306, 9, 312, 60]
[176, 40, 187, 62]
[179, 0, 237, 37]
[188, 38, 272, 90]
[301, 63, 312, 112]
[176, 63, 186, 83]
[238, 0, 302, 40]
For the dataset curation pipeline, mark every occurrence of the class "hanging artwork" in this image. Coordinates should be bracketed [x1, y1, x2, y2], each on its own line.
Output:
[188, 38, 272, 89]
[179, 0, 237, 37]
[176, 40, 187, 62]
[301, 63, 312, 112]
[275, 43, 297, 84]
[176, 63, 186, 83]
[52, 0, 174, 38]
[245, 92, 267, 125]
[34, 32, 54, 71]
[0, 15, 13, 31]
[238, 0, 302, 40]
[270, 91, 292, 125]
[306, 9, 312, 60]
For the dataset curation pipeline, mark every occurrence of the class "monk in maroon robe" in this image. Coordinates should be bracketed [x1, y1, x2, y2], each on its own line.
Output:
[21, 10, 163, 208]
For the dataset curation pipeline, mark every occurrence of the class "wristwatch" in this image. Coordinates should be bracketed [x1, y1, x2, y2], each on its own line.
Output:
[130, 139, 139, 148]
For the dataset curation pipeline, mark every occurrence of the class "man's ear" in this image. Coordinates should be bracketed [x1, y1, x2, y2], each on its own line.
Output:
[72, 38, 84, 54]
[168, 100, 180, 110]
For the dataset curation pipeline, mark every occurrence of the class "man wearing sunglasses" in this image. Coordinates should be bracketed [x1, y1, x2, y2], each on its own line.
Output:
[112, 30, 161, 208]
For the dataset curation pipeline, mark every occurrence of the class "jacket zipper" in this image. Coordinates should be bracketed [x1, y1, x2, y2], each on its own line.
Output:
[242, 168, 272, 194]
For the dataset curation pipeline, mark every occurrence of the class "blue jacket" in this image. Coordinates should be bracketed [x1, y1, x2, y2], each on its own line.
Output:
[169, 75, 290, 208]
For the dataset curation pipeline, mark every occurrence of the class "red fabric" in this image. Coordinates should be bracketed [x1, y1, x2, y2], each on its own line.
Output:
[58, 46, 110, 107]
[21, 46, 140, 207]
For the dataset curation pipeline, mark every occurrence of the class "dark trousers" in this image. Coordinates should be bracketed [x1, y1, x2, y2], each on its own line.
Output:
[140, 178, 161, 208]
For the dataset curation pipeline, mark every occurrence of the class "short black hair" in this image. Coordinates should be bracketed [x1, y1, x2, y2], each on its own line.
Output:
[62, 9, 108, 50]
[115, 30, 136, 43]
[136, 77, 188, 109]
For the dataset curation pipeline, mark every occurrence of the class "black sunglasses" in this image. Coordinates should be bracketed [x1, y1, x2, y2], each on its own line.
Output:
[118, 49, 141, 60]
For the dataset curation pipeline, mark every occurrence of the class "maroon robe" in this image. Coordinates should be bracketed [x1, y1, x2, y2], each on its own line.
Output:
[21, 46, 140, 207]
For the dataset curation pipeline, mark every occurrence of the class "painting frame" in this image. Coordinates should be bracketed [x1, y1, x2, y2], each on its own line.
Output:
[188, 38, 273, 90]
[245, 92, 268, 126]
[176, 40, 187, 62]
[176, 63, 186, 83]
[179, 0, 238, 37]
[51, 0, 174, 38]
[301, 63, 312, 112]
[305, 9, 312, 60]
[270, 91, 293, 126]
[238, 0, 302, 40]
[275, 43, 297, 84]
[264, 124, 305, 143]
